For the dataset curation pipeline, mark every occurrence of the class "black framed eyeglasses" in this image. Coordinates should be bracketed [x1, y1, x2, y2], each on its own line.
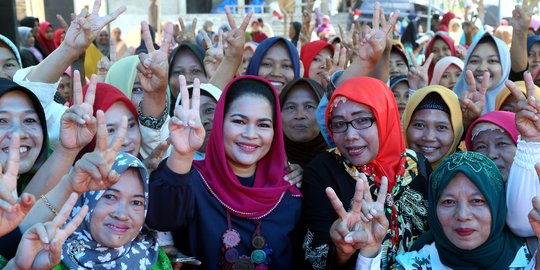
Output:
[329, 117, 376, 133]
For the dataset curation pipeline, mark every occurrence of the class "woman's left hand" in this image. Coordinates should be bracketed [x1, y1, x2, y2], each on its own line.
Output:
[408, 53, 434, 90]
[284, 163, 303, 188]
[137, 21, 173, 94]
[203, 30, 224, 79]
[512, 0, 539, 32]
[460, 70, 488, 128]
[60, 71, 97, 152]
[506, 72, 540, 142]
[10, 193, 88, 270]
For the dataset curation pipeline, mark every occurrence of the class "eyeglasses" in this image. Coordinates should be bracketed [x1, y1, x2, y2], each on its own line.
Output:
[329, 117, 376, 133]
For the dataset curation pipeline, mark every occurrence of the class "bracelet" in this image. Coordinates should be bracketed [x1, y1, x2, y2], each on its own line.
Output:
[40, 195, 58, 216]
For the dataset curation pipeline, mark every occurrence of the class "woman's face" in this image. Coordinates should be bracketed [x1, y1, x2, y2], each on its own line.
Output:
[99, 31, 109, 45]
[431, 38, 452, 64]
[170, 50, 207, 98]
[499, 93, 522, 112]
[407, 109, 454, 164]
[199, 94, 217, 153]
[439, 64, 462, 89]
[57, 74, 72, 102]
[0, 91, 43, 174]
[467, 41, 502, 90]
[471, 129, 516, 181]
[0, 46, 20, 80]
[223, 94, 274, 177]
[45, 26, 54, 40]
[90, 168, 146, 248]
[308, 47, 332, 85]
[389, 52, 408, 78]
[241, 48, 254, 75]
[258, 42, 295, 94]
[288, 24, 296, 39]
[104, 102, 141, 157]
[32, 21, 39, 37]
[392, 82, 409, 116]
[528, 43, 540, 78]
[330, 100, 379, 166]
[281, 85, 319, 143]
[131, 77, 144, 108]
[26, 33, 35, 47]
[437, 172, 491, 250]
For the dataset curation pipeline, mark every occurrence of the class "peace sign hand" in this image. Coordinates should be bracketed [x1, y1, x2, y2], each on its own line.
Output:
[203, 30, 224, 78]
[11, 193, 88, 270]
[222, 7, 253, 61]
[328, 175, 389, 260]
[512, 0, 539, 32]
[408, 53, 434, 90]
[63, 0, 126, 54]
[299, 0, 315, 45]
[506, 72, 540, 142]
[67, 110, 127, 195]
[137, 21, 173, 95]
[176, 18, 197, 44]
[0, 134, 36, 236]
[60, 71, 97, 152]
[169, 76, 205, 156]
[461, 70, 488, 127]
[356, 3, 399, 66]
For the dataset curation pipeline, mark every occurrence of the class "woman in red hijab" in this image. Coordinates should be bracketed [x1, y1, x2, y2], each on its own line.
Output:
[301, 77, 431, 269]
[300, 40, 335, 86]
[146, 75, 302, 269]
[425, 34, 457, 82]
[36, 21, 56, 56]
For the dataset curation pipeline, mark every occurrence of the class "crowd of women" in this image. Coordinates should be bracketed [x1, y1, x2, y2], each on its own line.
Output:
[1, 0, 540, 269]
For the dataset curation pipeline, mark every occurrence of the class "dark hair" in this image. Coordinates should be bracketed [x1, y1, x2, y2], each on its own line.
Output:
[224, 78, 276, 119]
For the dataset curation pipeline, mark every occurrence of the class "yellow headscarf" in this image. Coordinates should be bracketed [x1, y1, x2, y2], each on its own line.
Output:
[402, 85, 463, 168]
[495, 81, 540, 110]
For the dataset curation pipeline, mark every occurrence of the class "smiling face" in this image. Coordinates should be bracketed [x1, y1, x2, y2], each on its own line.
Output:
[281, 84, 319, 142]
[471, 129, 516, 181]
[257, 42, 295, 93]
[0, 91, 43, 174]
[330, 100, 379, 166]
[170, 49, 207, 98]
[467, 41, 502, 90]
[439, 64, 462, 89]
[407, 109, 454, 164]
[437, 172, 491, 250]
[90, 168, 146, 248]
[223, 94, 274, 177]
[431, 38, 452, 64]
[98, 30, 109, 45]
[308, 47, 332, 85]
[389, 52, 408, 78]
[104, 102, 141, 157]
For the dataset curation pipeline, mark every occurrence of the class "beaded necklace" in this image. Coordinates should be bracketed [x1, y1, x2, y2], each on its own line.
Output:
[219, 211, 272, 270]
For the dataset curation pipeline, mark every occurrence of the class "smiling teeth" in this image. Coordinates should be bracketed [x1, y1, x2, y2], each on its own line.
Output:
[2, 147, 28, 153]
[349, 147, 364, 153]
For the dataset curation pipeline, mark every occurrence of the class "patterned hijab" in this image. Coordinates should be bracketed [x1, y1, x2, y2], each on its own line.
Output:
[402, 85, 463, 168]
[193, 75, 301, 219]
[61, 153, 159, 269]
[415, 151, 523, 269]
[453, 33, 511, 114]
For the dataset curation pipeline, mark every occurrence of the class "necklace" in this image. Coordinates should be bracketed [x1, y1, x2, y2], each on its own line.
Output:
[219, 211, 272, 270]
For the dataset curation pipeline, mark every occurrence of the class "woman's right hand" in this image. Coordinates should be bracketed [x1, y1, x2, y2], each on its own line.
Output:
[10, 193, 88, 270]
[327, 175, 388, 262]
[506, 72, 540, 142]
[169, 76, 205, 157]
[67, 110, 127, 195]
[60, 71, 97, 153]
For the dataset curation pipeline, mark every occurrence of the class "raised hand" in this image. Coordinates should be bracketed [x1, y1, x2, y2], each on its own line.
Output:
[142, 140, 170, 172]
[506, 72, 540, 142]
[512, 0, 540, 32]
[0, 134, 36, 236]
[63, 0, 126, 54]
[222, 7, 252, 61]
[328, 175, 389, 261]
[56, 14, 71, 32]
[461, 70, 488, 127]
[10, 193, 88, 270]
[137, 21, 173, 94]
[176, 17, 197, 44]
[67, 110, 127, 194]
[203, 30, 224, 78]
[408, 52, 434, 89]
[60, 71, 97, 152]
[356, 3, 399, 66]
[284, 163, 303, 188]
[169, 76, 205, 156]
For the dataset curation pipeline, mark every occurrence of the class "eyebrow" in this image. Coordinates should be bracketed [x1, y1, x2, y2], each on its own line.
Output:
[106, 188, 145, 198]
[0, 109, 37, 114]
[230, 113, 273, 123]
